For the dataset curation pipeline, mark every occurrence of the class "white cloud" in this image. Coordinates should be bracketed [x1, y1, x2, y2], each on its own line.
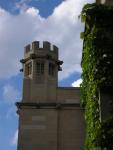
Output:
[15, 0, 31, 12]
[72, 78, 82, 87]
[25, 7, 39, 16]
[15, 0, 45, 12]
[3, 84, 20, 104]
[0, 0, 95, 80]
[11, 130, 18, 146]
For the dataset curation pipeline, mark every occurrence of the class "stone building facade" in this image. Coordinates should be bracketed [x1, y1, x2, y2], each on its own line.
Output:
[96, 0, 113, 5]
[16, 41, 85, 150]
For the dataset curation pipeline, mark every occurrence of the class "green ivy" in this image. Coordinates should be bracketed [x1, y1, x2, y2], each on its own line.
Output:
[80, 3, 113, 150]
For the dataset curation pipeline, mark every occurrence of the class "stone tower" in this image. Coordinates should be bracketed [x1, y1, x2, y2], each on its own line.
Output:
[20, 41, 61, 103]
[16, 41, 85, 150]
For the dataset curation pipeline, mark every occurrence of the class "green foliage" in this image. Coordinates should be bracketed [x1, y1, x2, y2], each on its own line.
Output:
[97, 117, 113, 149]
[80, 3, 113, 150]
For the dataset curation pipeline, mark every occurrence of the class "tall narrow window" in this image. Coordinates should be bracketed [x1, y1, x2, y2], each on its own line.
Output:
[37, 62, 44, 75]
[49, 63, 55, 76]
[25, 62, 32, 76]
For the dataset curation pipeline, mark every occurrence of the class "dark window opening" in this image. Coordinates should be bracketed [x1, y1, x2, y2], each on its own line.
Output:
[25, 62, 32, 76]
[49, 63, 55, 76]
[37, 62, 44, 75]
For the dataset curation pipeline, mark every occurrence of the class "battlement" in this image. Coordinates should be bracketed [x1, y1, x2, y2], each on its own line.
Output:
[24, 41, 58, 56]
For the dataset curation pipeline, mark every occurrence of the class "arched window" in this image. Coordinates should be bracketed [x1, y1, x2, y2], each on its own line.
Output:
[37, 62, 44, 75]
[49, 63, 55, 76]
[25, 62, 32, 76]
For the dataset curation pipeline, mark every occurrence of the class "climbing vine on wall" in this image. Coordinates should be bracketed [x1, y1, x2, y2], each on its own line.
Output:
[80, 3, 113, 150]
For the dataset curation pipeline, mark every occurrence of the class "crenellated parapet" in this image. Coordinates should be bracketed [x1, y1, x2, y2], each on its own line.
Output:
[24, 41, 58, 59]
[20, 41, 63, 71]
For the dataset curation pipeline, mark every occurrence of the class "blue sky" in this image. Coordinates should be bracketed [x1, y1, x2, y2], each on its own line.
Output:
[0, 0, 95, 149]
